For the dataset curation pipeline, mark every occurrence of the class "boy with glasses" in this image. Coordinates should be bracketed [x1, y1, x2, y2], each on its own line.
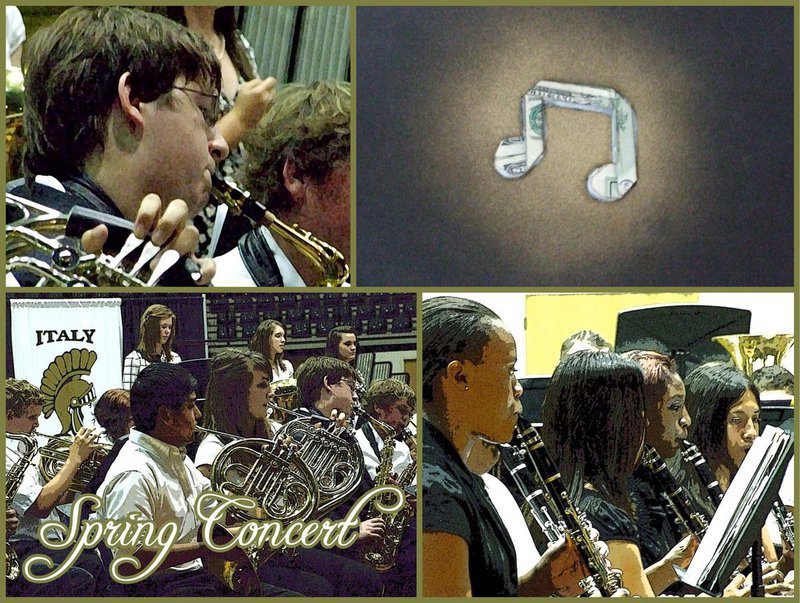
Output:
[8, 6, 229, 285]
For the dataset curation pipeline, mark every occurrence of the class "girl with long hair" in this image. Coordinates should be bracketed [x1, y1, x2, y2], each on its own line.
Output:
[249, 319, 293, 381]
[122, 304, 180, 390]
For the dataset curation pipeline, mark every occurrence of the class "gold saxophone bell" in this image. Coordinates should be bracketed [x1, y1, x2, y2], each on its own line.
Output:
[6, 433, 39, 581]
[269, 379, 298, 423]
[210, 176, 349, 287]
[711, 334, 794, 378]
[34, 431, 112, 494]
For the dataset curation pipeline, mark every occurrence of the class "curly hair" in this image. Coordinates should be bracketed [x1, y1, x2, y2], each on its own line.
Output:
[364, 379, 417, 415]
[130, 363, 198, 434]
[22, 6, 220, 181]
[244, 81, 350, 213]
[6, 379, 45, 418]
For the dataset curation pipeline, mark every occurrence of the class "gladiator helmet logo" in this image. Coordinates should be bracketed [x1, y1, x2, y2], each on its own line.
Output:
[39, 348, 98, 435]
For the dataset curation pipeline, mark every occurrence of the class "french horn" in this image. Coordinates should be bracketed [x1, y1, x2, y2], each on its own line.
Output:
[711, 334, 794, 378]
[34, 431, 112, 494]
[194, 426, 319, 596]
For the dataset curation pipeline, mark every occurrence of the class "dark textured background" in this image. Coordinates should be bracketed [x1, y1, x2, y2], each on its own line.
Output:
[356, 6, 794, 286]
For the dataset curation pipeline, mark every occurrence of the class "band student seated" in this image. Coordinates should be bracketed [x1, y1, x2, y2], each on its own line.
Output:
[212, 81, 351, 287]
[356, 378, 416, 482]
[249, 319, 294, 381]
[421, 297, 615, 597]
[93, 363, 300, 597]
[292, 356, 387, 596]
[8, 6, 227, 285]
[122, 304, 182, 390]
[5, 378, 107, 596]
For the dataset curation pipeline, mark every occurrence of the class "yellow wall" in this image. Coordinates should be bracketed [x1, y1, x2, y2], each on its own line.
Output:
[525, 293, 699, 374]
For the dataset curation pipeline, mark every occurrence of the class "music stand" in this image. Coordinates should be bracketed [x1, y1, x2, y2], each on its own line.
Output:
[178, 358, 212, 397]
[615, 305, 751, 378]
[519, 376, 550, 425]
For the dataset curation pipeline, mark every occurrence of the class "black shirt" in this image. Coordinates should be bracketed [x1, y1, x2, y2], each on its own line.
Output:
[579, 489, 639, 545]
[627, 465, 684, 567]
[422, 419, 518, 596]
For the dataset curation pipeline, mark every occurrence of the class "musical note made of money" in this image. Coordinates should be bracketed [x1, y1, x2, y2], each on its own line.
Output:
[494, 81, 638, 202]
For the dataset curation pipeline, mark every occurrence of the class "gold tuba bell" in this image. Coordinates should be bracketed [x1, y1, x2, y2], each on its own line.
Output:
[210, 176, 350, 287]
[711, 334, 794, 378]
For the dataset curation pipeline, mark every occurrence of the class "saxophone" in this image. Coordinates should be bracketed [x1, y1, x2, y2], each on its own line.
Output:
[514, 417, 621, 596]
[361, 414, 413, 572]
[6, 433, 39, 581]
[211, 176, 349, 287]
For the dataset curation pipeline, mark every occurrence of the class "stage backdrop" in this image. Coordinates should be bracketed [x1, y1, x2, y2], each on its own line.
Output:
[10, 298, 123, 436]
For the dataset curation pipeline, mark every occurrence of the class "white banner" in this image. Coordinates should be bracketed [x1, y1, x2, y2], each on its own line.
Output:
[10, 298, 123, 436]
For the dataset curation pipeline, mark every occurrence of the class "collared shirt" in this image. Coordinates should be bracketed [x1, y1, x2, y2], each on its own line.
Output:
[5, 435, 62, 542]
[95, 429, 211, 573]
[355, 421, 413, 484]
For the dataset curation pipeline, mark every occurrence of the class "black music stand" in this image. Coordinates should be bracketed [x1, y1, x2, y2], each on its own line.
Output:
[519, 376, 550, 425]
[178, 358, 212, 397]
[615, 305, 752, 378]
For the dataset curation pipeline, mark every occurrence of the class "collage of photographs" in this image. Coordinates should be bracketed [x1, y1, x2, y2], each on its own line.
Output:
[2, 3, 796, 600]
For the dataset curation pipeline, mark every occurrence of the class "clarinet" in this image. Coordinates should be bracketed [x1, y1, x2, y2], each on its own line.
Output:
[513, 417, 620, 596]
[500, 444, 562, 544]
[772, 498, 795, 552]
[641, 445, 710, 537]
[680, 440, 724, 508]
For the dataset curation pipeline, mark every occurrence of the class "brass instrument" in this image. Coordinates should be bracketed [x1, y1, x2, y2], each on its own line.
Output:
[6, 433, 39, 581]
[194, 426, 320, 595]
[210, 176, 349, 287]
[711, 334, 794, 378]
[34, 431, 111, 494]
[514, 417, 622, 596]
[269, 378, 298, 423]
[271, 405, 365, 515]
[360, 412, 405, 572]
[6, 194, 177, 287]
[642, 445, 710, 537]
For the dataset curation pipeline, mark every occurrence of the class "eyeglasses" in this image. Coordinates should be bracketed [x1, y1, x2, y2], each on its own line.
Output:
[338, 378, 356, 390]
[172, 86, 221, 130]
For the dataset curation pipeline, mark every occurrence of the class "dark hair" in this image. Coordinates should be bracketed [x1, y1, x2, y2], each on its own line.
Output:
[422, 296, 501, 403]
[324, 326, 358, 363]
[295, 356, 355, 408]
[621, 350, 679, 410]
[541, 351, 646, 516]
[6, 379, 45, 417]
[136, 304, 177, 362]
[364, 379, 417, 415]
[130, 363, 198, 433]
[249, 319, 288, 372]
[204, 349, 273, 438]
[244, 81, 351, 213]
[751, 365, 794, 395]
[94, 389, 131, 442]
[685, 363, 760, 465]
[153, 6, 257, 81]
[559, 329, 612, 360]
[22, 6, 220, 181]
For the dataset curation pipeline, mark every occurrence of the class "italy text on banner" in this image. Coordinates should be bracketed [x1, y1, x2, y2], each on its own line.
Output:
[10, 297, 123, 437]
